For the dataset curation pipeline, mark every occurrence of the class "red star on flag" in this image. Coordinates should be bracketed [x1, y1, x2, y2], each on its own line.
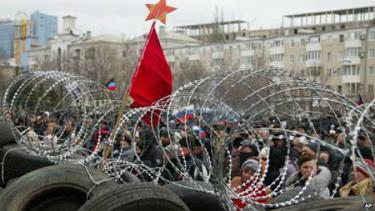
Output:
[145, 0, 176, 24]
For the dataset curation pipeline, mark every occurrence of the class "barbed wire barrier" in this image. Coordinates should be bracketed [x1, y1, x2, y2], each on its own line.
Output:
[1, 69, 375, 210]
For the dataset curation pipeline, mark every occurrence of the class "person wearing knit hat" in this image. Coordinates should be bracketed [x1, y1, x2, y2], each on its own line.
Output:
[340, 159, 375, 197]
[293, 136, 308, 156]
[241, 159, 259, 177]
[301, 141, 319, 157]
[231, 139, 259, 178]
[231, 159, 268, 206]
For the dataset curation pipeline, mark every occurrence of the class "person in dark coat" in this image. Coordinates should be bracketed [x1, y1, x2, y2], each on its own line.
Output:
[139, 128, 164, 168]
[179, 135, 209, 182]
[231, 139, 259, 178]
[263, 132, 288, 189]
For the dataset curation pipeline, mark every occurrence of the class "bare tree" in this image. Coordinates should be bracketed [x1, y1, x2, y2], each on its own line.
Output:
[174, 60, 209, 89]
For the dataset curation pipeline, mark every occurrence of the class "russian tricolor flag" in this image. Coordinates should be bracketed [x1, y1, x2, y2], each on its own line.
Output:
[175, 105, 194, 123]
[105, 79, 117, 91]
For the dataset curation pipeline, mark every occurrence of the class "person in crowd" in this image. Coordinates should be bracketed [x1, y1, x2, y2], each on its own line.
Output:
[319, 149, 331, 165]
[191, 136, 210, 169]
[271, 154, 332, 203]
[231, 136, 243, 158]
[112, 133, 135, 162]
[231, 139, 259, 178]
[178, 134, 209, 182]
[231, 159, 268, 208]
[264, 132, 288, 189]
[139, 128, 164, 168]
[292, 136, 308, 157]
[91, 120, 110, 152]
[357, 132, 372, 148]
[336, 132, 345, 148]
[340, 159, 375, 197]
[162, 143, 183, 182]
[160, 128, 172, 147]
[301, 141, 319, 157]
[357, 146, 374, 160]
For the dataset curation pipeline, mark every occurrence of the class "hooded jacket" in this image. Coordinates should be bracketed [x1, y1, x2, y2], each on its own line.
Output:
[271, 165, 332, 204]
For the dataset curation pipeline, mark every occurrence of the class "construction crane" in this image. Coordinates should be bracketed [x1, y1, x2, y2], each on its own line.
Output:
[13, 12, 28, 68]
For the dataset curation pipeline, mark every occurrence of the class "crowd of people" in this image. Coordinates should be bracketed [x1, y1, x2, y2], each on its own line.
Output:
[9, 109, 375, 209]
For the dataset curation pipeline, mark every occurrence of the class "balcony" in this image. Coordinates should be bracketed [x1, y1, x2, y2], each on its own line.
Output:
[240, 63, 253, 69]
[241, 50, 254, 57]
[342, 75, 360, 83]
[188, 54, 200, 61]
[270, 47, 284, 55]
[305, 59, 321, 68]
[344, 39, 362, 48]
[212, 52, 224, 59]
[270, 61, 284, 68]
[166, 55, 175, 62]
[306, 42, 321, 51]
[342, 57, 361, 65]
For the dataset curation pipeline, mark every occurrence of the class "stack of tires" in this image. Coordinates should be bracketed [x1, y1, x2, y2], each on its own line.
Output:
[0, 121, 227, 210]
[0, 163, 191, 211]
[0, 120, 54, 188]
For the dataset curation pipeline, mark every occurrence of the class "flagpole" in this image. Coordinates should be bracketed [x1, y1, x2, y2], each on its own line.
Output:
[101, 20, 158, 164]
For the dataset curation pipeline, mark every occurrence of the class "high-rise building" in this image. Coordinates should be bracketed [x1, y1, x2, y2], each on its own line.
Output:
[0, 20, 15, 59]
[30, 10, 58, 46]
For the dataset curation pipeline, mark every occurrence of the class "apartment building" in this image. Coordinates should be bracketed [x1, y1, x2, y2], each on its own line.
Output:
[167, 6, 375, 100]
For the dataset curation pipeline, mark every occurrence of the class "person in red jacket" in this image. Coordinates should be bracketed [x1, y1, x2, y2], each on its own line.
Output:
[92, 120, 110, 152]
[231, 159, 268, 209]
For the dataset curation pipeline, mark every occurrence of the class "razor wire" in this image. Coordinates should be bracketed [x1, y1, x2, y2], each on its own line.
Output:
[1, 68, 374, 210]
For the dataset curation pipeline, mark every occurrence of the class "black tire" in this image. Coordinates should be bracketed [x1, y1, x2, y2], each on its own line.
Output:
[165, 181, 227, 211]
[0, 120, 16, 147]
[0, 144, 54, 187]
[119, 171, 141, 183]
[78, 183, 189, 211]
[0, 164, 118, 211]
[271, 195, 375, 211]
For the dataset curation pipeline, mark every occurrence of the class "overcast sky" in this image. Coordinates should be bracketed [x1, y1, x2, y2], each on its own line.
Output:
[1, 0, 374, 38]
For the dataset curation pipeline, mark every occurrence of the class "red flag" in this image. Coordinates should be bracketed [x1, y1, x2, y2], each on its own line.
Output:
[129, 22, 172, 126]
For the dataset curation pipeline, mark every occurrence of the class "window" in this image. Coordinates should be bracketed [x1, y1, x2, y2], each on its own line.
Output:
[309, 36, 320, 43]
[369, 48, 375, 58]
[370, 31, 375, 40]
[344, 65, 360, 75]
[289, 55, 295, 63]
[328, 68, 332, 77]
[369, 85, 374, 93]
[345, 48, 360, 57]
[291, 39, 295, 47]
[369, 66, 374, 75]
[338, 85, 342, 93]
[73, 49, 80, 59]
[122, 51, 126, 58]
[339, 34, 344, 42]
[327, 52, 332, 62]
[271, 40, 283, 48]
[270, 54, 284, 62]
[85, 48, 95, 59]
[337, 51, 344, 60]
[307, 51, 320, 60]
[241, 56, 251, 64]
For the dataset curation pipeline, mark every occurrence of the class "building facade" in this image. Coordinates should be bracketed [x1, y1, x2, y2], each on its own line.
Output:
[30, 11, 58, 46]
[0, 20, 15, 60]
[165, 6, 375, 100]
